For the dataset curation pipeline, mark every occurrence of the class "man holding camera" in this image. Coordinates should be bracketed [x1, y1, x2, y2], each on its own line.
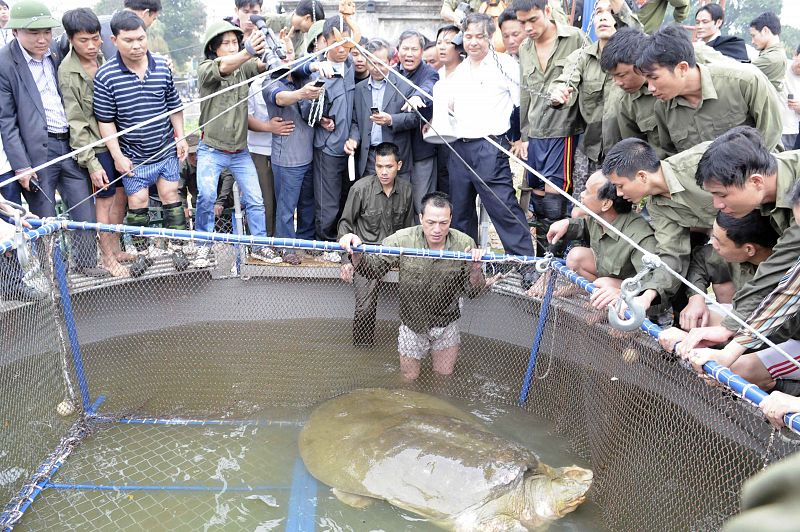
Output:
[195, 20, 281, 263]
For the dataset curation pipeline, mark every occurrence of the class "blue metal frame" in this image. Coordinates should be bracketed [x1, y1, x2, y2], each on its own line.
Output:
[518, 270, 558, 405]
[44, 483, 290, 493]
[52, 244, 91, 411]
[286, 458, 318, 532]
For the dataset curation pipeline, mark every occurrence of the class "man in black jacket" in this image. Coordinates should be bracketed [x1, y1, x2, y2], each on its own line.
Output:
[694, 3, 748, 63]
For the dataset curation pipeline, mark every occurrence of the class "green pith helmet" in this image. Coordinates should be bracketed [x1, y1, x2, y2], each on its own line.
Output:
[306, 19, 325, 53]
[6, 0, 61, 30]
[203, 20, 243, 56]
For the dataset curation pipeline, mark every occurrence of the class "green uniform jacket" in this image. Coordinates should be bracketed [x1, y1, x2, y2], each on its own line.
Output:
[603, 84, 664, 159]
[753, 42, 788, 93]
[355, 226, 484, 333]
[550, 42, 609, 162]
[442, 0, 568, 24]
[57, 50, 107, 174]
[337, 175, 415, 243]
[653, 62, 783, 156]
[198, 57, 261, 152]
[635, 0, 689, 34]
[686, 244, 757, 295]
[638, 142, 717, 300]
[519, 22, 588, 140]
[723, 151, 800, 332]
[564, 210, 661, 290]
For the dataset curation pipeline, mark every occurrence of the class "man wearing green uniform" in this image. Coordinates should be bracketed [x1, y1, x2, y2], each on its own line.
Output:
[548, 0, 640, 171]
[680, 211, 777, 330]
[603, 138, 716, 314]
[345, 192, 489, 381]
[749, 11, 787, 93]
[636, 25, 782, 155]
[546, 171, 665, 317]
[338, 143, 414, 347]
[680, 126, 800, 351]
[632, 0, 688, 35]
[514, 0, 587, 251]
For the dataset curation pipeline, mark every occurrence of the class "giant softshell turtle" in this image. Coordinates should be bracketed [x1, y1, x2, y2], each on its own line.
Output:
[299, 388, 593, 531]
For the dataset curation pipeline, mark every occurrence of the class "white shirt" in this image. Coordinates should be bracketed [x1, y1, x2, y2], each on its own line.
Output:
[449, 51, 519, 139]
[19, 45, 69, 134]
[247, 76, 272, 157]
[781, 63, 800, 136]
[0, 28, 13, 48]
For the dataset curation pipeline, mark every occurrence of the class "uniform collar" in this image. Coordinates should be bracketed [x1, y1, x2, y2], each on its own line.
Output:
[62, 49, 102, 81]
[370, 174, 396, 197]
[660, 159, 686, 195]
[669, 64, 717, 110]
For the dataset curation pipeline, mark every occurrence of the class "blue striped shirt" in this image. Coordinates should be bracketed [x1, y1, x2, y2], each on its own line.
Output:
[93, 52, 181, 164]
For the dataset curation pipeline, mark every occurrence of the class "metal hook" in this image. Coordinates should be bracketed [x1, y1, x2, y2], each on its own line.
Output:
[535, 251, 553, 273]
[12, 210, 33, 272]
[607, 278, 646, 332]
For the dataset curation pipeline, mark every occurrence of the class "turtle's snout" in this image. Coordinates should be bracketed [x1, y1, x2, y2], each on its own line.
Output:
[553, 466, 593, 516]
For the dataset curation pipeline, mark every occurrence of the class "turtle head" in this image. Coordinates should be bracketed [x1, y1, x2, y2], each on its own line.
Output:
[520, 464, 593, 525]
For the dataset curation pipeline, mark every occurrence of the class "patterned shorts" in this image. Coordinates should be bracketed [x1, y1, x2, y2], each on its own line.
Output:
[122, 156, 180, 196]
[397, 322, 460, 360]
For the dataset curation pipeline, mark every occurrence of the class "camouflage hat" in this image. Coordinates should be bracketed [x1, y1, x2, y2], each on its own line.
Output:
[306, 19, 325, 53]
[7, 0, 61, 30]
[185, 133, 200, 154]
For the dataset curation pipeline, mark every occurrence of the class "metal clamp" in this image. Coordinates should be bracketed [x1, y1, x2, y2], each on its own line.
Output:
[607, 253, 660, 332]
[12, 210, 33, 271]
[535, 251, 554, 273]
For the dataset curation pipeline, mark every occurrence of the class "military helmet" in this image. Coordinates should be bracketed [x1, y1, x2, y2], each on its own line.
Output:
[7, 0, 61, 30]
[305, 19, 325, 53]
[203, 20, 243, 56]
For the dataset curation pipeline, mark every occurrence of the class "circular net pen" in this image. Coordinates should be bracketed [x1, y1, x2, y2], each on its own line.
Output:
[1, 224, 798, 531]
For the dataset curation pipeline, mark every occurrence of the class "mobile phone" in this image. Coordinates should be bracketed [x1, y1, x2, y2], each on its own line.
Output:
[370, 107, 379, 115]
[789, 93, 795, 101]
[313, 79, 326, 87]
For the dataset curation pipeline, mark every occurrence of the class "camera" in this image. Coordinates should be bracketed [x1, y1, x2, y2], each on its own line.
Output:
[454, 1, 472, 22]
[249, 15, 290, 79]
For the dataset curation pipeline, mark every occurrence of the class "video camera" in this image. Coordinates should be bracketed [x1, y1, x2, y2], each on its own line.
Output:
[249, 15, 290, 79]
[454, 1, 472, 23]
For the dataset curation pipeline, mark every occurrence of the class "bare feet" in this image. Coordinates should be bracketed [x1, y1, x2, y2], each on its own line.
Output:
[103, 260, 131, 278]
[115, 252, 137, 263]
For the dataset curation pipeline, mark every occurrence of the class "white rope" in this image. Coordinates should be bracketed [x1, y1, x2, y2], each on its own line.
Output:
[346, 36, 800, 372]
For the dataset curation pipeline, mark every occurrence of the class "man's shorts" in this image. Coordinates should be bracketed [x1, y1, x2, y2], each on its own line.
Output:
[526, 135, 577, 192]
[122, 156, 180, 196]
[755, 339, 800, 380]
[398, 322, 460, 360]
[93, 151, 122, 199]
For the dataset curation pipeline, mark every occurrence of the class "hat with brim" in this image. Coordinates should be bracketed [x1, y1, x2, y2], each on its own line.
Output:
[7, 0, 61, 29]
[306, 19, 325, 53]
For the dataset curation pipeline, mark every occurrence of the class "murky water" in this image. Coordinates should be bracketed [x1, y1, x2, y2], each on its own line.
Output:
[10, 320, 604, 531]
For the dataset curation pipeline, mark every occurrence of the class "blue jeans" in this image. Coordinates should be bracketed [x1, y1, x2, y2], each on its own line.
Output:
[196, 142, 266, 236]
[273, 162, 315, 240]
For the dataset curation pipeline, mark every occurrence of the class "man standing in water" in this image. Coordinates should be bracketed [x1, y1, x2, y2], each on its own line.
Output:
[342, 192, 492, 381]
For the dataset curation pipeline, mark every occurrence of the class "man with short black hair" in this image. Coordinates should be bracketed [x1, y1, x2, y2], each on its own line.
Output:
[694, 3, 747, 62]
[682, 126, 800, 348]
[338, 142, 414, 346]
[637, 25, 782, 155]
[0, 0, 12, 47]
[603, 137, 716, 314]
[448, 12, 536, 285]
[600, 28, 663, 156]
[93, 11, 189, 273]
[59, 7, 134, 277]
[749, 11, 786, 93]
[0, 0, 102, 277]
[514, 0, 587, 244]
[396, 29, 439, 214]
[547, 170, 662, 316]
[346, 191, 489, 381]
[345, 38, 417, 182]
[498, 8, 524, 59]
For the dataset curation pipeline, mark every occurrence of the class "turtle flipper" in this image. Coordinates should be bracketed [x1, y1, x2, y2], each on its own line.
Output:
[332, 488, 376, 509]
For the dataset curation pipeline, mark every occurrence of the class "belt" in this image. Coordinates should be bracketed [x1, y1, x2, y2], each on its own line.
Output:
[47, 131, 69, 141]
[458, 135, 506, 143]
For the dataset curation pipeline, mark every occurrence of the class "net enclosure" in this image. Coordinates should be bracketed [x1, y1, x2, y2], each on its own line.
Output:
[1, 221, 799, 531]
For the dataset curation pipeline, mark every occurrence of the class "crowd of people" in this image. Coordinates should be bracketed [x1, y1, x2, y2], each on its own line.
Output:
[1, 0, 800, 410]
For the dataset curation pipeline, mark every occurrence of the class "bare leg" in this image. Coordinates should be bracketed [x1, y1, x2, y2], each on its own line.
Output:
[400, 356, 422, 381]
[96, 190, 129, 277]
[107, 188, 135, 262]
[730, 353, 776, 391]
[566, 246, 597, 281]
[432, 345, 460, 376]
